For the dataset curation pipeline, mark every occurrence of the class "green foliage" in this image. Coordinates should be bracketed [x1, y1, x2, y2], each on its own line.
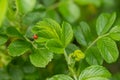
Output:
[43, 0, 56, 6]
[16, 0, 36, 14]
[61, 22, 73, 47]
[58, 0, 80, 23]
[30, 48, 53, 67]
[96, 12, 116, 35]
[79, 65, 111, 80]
[85, 12, 119, 65]
[8, 40, 31, 56]
[32, 18, 73, 54]
[32, 18, 62, 40]
[8, 66, 24, 80]
[47, 74, 73, 80]
[74, 21, 93, 47]
[111, 73, 120, 80]
[0, 0, 120, 80]
[46, 39, 64, 53]
[0, 0, 8, 26]
[109, 26, 120, 41]
[75, 0, 102, 7]
[97, 37, 119, 63]
[85, 47, 103, 65]
[0, 35, 8, 45]
[6, 27, 23, 38]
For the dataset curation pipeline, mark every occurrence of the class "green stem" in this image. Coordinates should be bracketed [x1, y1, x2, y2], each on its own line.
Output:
[23, 36, 37, 49]
[64, 50, 78, 80]
[64, 50, 69, 63]
[86, 33, 110, 51]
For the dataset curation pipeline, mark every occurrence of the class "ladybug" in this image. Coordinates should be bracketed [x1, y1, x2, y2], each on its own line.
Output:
[33, 34, 38, 39]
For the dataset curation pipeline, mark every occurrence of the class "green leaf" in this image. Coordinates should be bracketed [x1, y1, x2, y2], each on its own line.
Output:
[0, 0, 8, 26]
[0, 35, 8, 45]
[22, 12, 45, 26]
[6, 0, 16, 21]
[83, 77, 109, 80]
[36, 30, 57, 39]
[16, 0, 36, 14]
[6, 27, 23, 38]
[0, 68, 10, 80]
[0, 53, 11, 66]
[109, 26, 120, 41]
[8, 66, 24, 80]
[45, 10, 61, 23]
[43, 0, 56, 6]
[85, 47, 103, 65]
[25, 26, 34, 40]
[74, 21, 93, 46]
[32, 18, 62, 40]
[75, 0, 102, 7]
[97, 37, 119, 63]
[0, 26, 6, 34]
[65, 43, 79, 54]
[8, 40, 31, 56]
[96, 12, 116, 35]
[61, 22, 73, 47]
[79, 65, 111, 80]
[30, 48, 53, 67]
[46, 39, 64, 54]
[47, 74, 73, 80]
[58, 1, 80, 23]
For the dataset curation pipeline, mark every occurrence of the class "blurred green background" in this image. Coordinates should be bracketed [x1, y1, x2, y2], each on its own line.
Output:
[0, 0, 120, 80]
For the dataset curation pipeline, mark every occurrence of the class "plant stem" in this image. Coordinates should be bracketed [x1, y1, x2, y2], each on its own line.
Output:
[68, 66, 78, 80]
[64, 50, 69, 64]
[86, 36, 100, 51]
[64, 50, 78, 80]
[86, 33, 110, 51]
[23, 36, 37, 49]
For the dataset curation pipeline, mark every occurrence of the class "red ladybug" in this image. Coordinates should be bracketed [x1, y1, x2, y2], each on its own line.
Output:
[33, 34, 38, 39]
